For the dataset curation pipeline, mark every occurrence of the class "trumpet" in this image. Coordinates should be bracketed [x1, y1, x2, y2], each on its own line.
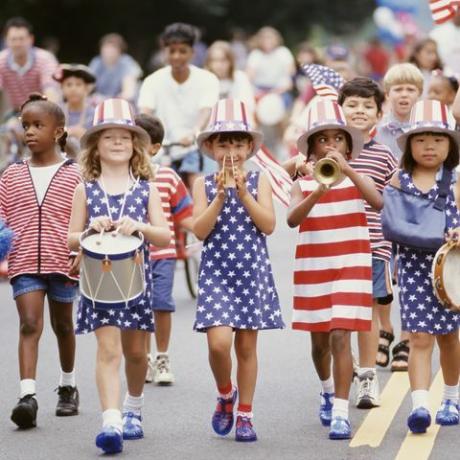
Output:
[313, 158, 341, 186]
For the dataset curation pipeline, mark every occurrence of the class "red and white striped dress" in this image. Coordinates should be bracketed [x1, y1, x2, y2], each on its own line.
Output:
[292, 176, 373, 332]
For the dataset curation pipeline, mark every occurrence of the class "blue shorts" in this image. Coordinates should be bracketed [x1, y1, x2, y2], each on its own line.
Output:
[372, 258, 393, 304]
[173, 150, 217, 175]
[150, 259, 176, 312]
[11, 274, 79, 303]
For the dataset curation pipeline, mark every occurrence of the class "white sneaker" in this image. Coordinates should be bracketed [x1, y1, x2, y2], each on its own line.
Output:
[152, 354, 175, 385]
[356, 370, 380, 409]
[145, 354, 154, 383]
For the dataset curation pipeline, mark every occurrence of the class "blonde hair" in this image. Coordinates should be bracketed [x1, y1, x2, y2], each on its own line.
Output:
[383, 63, 424, 94]
[205, 40, 236, 79]
[79, 130, 154, 181]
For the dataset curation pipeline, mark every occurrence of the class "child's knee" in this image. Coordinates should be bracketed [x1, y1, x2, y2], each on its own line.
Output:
[410, 332, 433, 349]
[330, 330, 350, 354]
[124, 349, 146, 365]
[52, 319, 74, 337]
[20, 317, 42, 337]
[209, 340, 231, 358]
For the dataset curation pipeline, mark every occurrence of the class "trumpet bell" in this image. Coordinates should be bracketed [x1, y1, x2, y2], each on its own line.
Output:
[313, 158, 341, 186]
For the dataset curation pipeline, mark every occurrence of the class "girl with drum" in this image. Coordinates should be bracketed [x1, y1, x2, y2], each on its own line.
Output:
[0, 94, 81, 429]
[68, 98, 170, 454]
[192, 98, 285, 442]
[386, 100, 460, 434]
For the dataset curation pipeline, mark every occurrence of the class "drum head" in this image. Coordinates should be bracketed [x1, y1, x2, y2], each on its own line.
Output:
[442, 247, 460, 307]
[256, 93, 285, 126]
[81, 231, 143, 255]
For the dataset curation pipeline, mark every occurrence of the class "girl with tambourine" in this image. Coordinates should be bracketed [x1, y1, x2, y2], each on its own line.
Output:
[382, 99, 460, 435]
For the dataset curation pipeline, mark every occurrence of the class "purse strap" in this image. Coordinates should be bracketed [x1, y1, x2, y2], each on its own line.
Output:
[433, 167, 452, 211]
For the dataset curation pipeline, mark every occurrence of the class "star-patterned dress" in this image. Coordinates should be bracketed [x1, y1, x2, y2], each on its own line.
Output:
[76, 179, 154, 334]
[398, 169, 460, 334]
[194, 171, 284, 332]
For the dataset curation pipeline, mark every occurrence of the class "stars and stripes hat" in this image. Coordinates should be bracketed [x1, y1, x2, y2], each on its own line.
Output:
[81, 98, 150, 147]
[197, 98, 263, 158]
[397, 99, 460, 152]
[297, 98, 364, 159]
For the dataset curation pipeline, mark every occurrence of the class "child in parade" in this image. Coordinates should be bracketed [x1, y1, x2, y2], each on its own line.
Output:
[0, 93, 81, 429]
[428, 73, 459, 109]
[287, 99, 382, 439]
[338, 77, 398, 407]
[68, 98, 170, 454]
[385, 100, 460, 434]
[192, 98, 284, 442]
[135, 113, 193, 385]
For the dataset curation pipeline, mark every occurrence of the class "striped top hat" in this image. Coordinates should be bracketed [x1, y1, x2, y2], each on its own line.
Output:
[297, 98, 364, 159]
[197, 98, 263, 158]
[397, 99, 460, 152]
[80, 98, 149, 148]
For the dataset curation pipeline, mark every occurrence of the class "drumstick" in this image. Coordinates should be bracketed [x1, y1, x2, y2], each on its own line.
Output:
[222, 153, 228, 187]
[97, 228, 104, 245]
[230, 151, 237, 188]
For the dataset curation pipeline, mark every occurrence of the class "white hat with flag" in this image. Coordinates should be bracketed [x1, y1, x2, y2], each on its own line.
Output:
[81, 98, 149, 148]
[197, 98, 263, 158]
[297, 98, 364, 159]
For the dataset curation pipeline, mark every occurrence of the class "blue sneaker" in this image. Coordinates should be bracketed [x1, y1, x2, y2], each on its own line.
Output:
[329, 416, 351, 440]
[211, 388, 237, 436]
[319, 392, 334, 427]
[407, 407, 431, 434]
[122, 412, 144, 440]
[435, 400, 459, 426]
[235, 416, 257, 442]
[95, 426, 123, 454]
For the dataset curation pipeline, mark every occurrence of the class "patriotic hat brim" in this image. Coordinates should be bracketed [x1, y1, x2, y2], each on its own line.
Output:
[397, 125, 460, 153]
[297, 122, 364, 160]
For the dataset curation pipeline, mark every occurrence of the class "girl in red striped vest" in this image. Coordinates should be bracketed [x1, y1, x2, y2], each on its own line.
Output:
[0, 93, 81, 429]
[287, 99, 382, 440]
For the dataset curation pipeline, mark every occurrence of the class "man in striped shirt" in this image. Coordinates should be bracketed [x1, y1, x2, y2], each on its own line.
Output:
[339, 77, 398, 409]
[0, 17, 59, 116]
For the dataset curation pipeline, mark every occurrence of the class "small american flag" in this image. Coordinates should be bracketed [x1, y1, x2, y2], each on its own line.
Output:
[250, 146, 293, 207]
[302, 64, 345, 101]
[430, 0, 460, 24]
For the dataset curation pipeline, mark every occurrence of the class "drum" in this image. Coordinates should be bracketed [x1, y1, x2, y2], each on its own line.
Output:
[79, 229, 145, 310]
[256, 93, 286, 126]
[432, 241, 460, 312]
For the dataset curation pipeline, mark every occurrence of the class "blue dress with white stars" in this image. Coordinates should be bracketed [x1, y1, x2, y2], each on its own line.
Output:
[75, 179, 154, 334]
[194, 171, 285, 332]
[398, 169, 460, 335]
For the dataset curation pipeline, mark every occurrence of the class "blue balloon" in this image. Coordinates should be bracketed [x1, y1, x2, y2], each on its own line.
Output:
[377, 0, 417, 13]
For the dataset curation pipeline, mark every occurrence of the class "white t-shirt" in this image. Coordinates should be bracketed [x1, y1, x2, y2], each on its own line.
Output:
[246, 46, 295, 89]
[29, 160, 65, 205]
[430, 22, 460, 75]
[137, 65, 219, 160]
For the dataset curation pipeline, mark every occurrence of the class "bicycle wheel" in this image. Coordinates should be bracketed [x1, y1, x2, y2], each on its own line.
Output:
[184, 230, 201, 299]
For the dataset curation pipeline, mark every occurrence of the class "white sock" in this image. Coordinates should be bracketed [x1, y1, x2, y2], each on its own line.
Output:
[443, 384, 459, 403]
[102, 409, 123, 431]
[331, 398, 349, 419]
[20, 379, 36, 398]
[411, 390, 429, 410]
[59, 369, 76, 387]
[358, 367, 375, 377]
[320, 376, 335, 394]
[156, 352, 168, 358]
[236, 411, 253, 419]
[122, 393, 144, 416]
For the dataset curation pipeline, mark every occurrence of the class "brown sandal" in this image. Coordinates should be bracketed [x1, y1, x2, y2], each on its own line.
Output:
[376, 330, 395, 367]
[391, 340, 409, 372]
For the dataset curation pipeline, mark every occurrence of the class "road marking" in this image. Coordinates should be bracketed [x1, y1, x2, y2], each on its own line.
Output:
[350, 372, 410, 448]
[394, 370, 443, 460]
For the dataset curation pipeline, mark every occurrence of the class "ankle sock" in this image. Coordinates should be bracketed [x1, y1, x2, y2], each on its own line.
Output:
[411, 389, 429, 410]
[358, 367, 375, 377]
[443, 384, 459, 404]
[102, 409, 123, 432]
[237, 403, 253, 419]
[59, 369, 76, 387]
[20, 379, 36, 398]
[218, 382, 234, 400]
[331, 398, 349, 419]
[320, 376, 334, 394]
[122, 393, 144, 416]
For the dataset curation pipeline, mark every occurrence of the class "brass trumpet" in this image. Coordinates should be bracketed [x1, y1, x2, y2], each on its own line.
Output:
[313, 158, 341, 186]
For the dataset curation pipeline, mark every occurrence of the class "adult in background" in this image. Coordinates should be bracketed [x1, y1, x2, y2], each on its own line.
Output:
[89, 33, 142, 103]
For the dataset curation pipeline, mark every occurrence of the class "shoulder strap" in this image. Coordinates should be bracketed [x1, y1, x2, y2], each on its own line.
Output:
[433, 167, 452, 211]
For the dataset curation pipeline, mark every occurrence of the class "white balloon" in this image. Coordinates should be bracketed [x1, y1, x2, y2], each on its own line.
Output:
[373, 6, 396, 29]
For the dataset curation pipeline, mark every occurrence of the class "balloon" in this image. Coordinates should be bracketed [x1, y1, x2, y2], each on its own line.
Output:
[374, 6, 396, 29]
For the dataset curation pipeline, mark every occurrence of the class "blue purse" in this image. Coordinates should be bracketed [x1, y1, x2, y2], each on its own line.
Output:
[381, 168, 452, 251]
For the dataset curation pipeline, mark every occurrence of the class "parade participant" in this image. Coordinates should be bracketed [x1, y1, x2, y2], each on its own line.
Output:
[383, 100, 460, 434]
[135, 113, 193, 385]
[138, 22, 219, 188]
[68, 98, 170, 454]
[0, 93, 81, 429]
[192, 98, 284, 442]
[338, 77, 397, 408]
[428, 73, 459, 109]
[53, 63, 96, 158]
[288, 99, 382, 440]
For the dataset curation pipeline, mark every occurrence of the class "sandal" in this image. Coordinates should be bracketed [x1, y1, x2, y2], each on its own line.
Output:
[390, 340, 409, 372]
[376, 330, 395, 367]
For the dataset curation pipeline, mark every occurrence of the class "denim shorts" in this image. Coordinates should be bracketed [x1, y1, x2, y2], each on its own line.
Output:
[150, 259, 176, 312]
[11, 274, 79, 303]
[372, 258, 393, 304]
[172, 150, 217, 175]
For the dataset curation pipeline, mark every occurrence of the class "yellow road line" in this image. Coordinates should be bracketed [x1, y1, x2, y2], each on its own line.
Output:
[394, 370, 443, 460]
[350, 373, 410, 448]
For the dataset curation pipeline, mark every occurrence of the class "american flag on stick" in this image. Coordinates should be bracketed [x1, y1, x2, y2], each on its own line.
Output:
[250, 146, 293, 207]
[430, 0, 460, 24]
[302, 64, 345, 101]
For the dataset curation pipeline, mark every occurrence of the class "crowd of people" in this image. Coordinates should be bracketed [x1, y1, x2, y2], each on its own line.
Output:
[1, 10, 460, 455]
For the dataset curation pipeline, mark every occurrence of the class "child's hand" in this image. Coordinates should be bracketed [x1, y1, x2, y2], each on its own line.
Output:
[325, 148, 350, 174]
[215, 171, 226, 200]
[115, 216, 140, 236]
[234, 169, 248, 200]
[295, 154, 314, 177]
[446, 227, 460, 245]
[68, 252, 82, 276]
[90, 216, 113, 233]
